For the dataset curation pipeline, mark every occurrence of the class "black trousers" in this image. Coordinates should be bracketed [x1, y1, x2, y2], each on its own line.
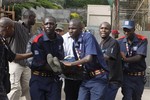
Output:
[0, 72, 8, 100]
[64, 79, 82, 100]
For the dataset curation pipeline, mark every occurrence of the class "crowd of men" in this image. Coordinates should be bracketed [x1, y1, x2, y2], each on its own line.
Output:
[0, 9, 148, 100]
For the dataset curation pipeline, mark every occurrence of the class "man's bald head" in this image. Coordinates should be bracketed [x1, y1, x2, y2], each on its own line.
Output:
[0, 17, 14, 38]
[0, 17, 14, 27]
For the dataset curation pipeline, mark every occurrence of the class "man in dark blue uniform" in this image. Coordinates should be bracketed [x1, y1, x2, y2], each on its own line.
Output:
[118, 20, 148, 100]
[48, 19, 109, 100]
[99, 22, 123, 100]
[28, 16, 64, 100]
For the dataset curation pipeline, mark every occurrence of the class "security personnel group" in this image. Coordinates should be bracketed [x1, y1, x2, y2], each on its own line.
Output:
[0, 10, 148, 100]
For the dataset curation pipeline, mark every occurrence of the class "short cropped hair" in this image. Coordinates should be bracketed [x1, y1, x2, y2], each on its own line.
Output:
[22, 10, 36, 19]
[42, 16, 56, 24]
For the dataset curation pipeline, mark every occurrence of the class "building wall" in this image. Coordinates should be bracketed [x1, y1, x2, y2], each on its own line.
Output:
[87, 5, 111, 27]
[148, 0, 150, 30]
[0, 0, 2, 6]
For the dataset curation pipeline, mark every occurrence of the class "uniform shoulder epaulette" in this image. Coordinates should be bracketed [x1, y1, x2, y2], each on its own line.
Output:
[118, 36, 125, 40]
[136, 34, 147, 40]
[33, 33, 43, 43]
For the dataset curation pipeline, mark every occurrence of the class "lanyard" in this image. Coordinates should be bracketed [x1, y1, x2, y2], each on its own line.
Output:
[73, 42, 82, 67]
[75, 48, 81, 60]
[125, 42, 132, 56]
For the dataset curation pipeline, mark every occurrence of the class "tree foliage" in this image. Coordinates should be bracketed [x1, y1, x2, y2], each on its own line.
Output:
[65, 0, 109, 8]
[49, 0, 65, 7]
[4, 0, 62, 20]
[70, 12, 81, 19]
[37, 0, 62, 9]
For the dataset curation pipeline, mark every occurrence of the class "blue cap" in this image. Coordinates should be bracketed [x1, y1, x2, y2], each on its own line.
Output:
[122, 20, 135, 29]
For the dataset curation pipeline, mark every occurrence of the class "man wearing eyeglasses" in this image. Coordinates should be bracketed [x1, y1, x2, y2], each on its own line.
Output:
[118, 20, 148, 100]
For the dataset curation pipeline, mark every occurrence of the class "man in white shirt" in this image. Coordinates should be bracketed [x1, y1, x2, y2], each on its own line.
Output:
[62, 32, 82, 100]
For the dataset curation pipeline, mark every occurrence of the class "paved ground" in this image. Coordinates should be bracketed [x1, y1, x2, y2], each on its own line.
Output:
[61, 87, 150, 100]
[115, 88, 150, 100]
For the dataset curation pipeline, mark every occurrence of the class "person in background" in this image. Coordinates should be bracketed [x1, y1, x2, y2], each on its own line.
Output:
[111, 29, 120, 39]
[0, 17, 32, 100]
[62, 29, 82, 100]
[99, 22, 123, 100]
[28, 16, 64, 100]
[55, 23, 65, 36]
[7, 9, 36, 100]
[118, 20, 148, 100]
[35, 26, 43, 35]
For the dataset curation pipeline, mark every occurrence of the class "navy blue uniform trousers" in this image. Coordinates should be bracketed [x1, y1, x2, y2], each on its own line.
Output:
[78, 72, 108, 100]
[30, 74, 62, 100]
[122, 74, 145, 100]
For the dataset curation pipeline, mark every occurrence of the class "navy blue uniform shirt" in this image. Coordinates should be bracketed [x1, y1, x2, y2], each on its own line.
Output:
[30, 32, 64, 71]
[73, 32, 108, 72]
[118, 34, 147, 72]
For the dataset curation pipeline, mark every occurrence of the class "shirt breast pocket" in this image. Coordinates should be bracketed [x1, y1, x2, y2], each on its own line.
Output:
[56, 45, 64, 59]
[31, 48, 46, 70]
[132, 46, 138, 55]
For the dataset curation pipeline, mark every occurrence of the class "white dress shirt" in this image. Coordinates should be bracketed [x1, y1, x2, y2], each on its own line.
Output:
[62, 32, 74, 58]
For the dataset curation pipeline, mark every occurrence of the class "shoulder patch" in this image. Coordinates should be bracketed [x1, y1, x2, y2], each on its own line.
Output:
[136, 34, 147, 40]
[33, 34, 43, 43]
[118, 36, 125, 40]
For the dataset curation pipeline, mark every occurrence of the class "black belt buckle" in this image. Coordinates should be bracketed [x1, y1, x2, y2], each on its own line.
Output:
[32, 71, 53, 77]
[89, 69, 104, 77]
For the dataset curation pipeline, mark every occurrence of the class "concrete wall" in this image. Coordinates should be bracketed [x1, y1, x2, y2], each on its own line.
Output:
[22, 7, 70, 23]
[87, 5, 111, 27]
[0, 0, 2, 6]
[45, 9, 70, 23]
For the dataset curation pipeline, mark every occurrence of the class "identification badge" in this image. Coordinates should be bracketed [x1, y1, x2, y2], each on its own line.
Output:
[133, 46, 138, 51]
[59, 45, 62, 50]
[34, 50, 39, 55]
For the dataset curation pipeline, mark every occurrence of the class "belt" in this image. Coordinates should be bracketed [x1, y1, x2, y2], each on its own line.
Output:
[32, 71, 54, 77]
[89, 69, 105, 77]
[126, 71, 145, 76]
